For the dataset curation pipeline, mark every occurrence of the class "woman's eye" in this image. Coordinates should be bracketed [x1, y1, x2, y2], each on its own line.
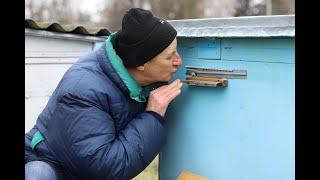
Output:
[166, 56, 172, 60]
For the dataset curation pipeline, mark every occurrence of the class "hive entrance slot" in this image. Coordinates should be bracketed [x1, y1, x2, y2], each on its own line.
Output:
[181, 76, 228, 87]
[182, 66, 247, 87]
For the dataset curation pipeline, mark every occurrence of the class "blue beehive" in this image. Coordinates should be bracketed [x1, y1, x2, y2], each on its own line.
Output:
[160, 15, 295, 180]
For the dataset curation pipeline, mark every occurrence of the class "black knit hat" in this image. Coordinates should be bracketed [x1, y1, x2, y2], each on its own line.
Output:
[115, 8, 177, 68]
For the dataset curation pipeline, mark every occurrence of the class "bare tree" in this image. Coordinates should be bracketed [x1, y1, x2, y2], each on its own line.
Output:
[98, 0, 147, 32]
[202, 0, 239, 18]
[266, 0, 272, 15]
[97, 0, 211, 32]
[26, 0, 49, 21]
[234, 0, 251, 16]
[147, 0, 209, 20]
[234, 0, 294, 16]
[26, 0, 92, 26]
[26, 0, 294, 30]
[272, 0, 295, 14]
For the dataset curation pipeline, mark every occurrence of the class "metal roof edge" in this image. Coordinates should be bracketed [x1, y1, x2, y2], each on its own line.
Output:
[168, 15, 295, 37]
[25, 19, 111, 37]
[25, 28, 107, 42]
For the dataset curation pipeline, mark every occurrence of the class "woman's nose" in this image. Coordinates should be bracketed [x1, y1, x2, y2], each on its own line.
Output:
[173, 53, 182, 66]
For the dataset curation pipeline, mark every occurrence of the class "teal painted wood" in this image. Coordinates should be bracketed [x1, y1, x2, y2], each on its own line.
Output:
[159, 38, 295, 180]
[221, 38, 295, 63]
[178, 38, 221, 60]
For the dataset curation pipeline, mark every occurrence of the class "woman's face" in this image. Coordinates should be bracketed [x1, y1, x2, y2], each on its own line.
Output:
[143, 38, 183, 82]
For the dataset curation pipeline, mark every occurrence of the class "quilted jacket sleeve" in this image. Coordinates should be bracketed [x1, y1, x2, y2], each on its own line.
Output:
[49, 93, 167, 180]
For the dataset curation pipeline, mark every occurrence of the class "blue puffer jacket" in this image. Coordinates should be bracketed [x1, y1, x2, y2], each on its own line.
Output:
[25, 34, 167, 180]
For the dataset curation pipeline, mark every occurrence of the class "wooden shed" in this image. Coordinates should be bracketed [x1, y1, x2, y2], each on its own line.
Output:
[25, 19, 109, 132]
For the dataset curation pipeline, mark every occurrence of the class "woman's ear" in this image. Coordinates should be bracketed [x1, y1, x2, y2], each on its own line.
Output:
[137, 65, 145, 71]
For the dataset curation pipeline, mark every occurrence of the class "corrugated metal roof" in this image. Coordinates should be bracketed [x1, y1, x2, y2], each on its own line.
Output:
[26, 15, 294, 38]
[25, 19, 111, 37]
[168, 15, 295, 38]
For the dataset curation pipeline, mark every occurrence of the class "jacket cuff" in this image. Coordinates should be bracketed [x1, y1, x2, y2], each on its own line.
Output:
[145, 111, 166, 126]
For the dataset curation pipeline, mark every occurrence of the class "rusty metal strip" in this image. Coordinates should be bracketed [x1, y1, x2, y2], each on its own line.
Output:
[182, 76, 228, 87]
